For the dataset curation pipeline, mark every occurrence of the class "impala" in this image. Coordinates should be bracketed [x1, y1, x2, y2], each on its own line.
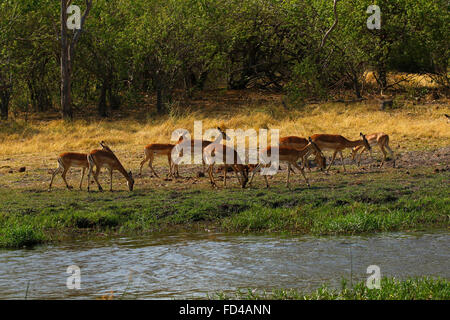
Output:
[48, 152, 89, 191]
[248, 138, 325, 188]
[48, 142, 111, 191]
[279, 135, 326, 171]
[351, 132, 395, 167]
[139, 143, 176, 178]
[310, 133, 371, 173]
[202, 128, 249, 188]
[171, 133, 212, 178]
[87, 142, 134, 192]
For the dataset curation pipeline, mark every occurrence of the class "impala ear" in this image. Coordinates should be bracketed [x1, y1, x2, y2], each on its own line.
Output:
[308, 137, 312, 142]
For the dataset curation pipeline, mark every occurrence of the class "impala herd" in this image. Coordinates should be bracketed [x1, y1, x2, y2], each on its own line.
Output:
[48, 129, 395, 192]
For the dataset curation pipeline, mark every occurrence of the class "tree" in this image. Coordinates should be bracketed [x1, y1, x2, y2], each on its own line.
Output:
[60, 0, 92, 120]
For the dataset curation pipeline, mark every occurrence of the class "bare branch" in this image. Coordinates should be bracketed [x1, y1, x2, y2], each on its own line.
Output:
[70, 0, 93, 57]
[319, 0, 339, 50]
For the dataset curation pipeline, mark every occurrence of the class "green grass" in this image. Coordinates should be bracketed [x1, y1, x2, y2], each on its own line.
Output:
[210, 277, 450, 300]
[0, 168, 448, 248]
[0, 224, 45, 248]
[111, 277, 450, 300]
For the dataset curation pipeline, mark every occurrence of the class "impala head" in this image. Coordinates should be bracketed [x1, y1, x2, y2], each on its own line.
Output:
[360, 132, 371, 151]
[217, 127, 230, 141]
[127, 171, 134, 191]
[308, 137, 326, 170]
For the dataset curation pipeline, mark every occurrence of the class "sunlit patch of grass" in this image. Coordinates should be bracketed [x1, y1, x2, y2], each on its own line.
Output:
[0, 99, 448, 174]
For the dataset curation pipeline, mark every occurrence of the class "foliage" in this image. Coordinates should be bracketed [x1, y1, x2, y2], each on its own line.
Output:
[0, 0, 448, 119]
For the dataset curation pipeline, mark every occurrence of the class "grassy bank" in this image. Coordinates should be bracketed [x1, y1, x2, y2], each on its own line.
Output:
[0, 167, 448, 248]
[210, 277, 450, 300]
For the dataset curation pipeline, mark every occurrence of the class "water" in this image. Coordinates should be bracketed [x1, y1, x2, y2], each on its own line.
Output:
[0, 231, 448, 299]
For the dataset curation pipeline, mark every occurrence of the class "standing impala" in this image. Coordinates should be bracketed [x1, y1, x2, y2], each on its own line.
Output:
[87, 142, 134, 192]
[351, 132, 395, 168]
[48, 152, 89, 191]
[310, 133, 371, 173]
[139, 142, 177, 178]
[248, 138, 325, 188]
[202, 128, 249, 188]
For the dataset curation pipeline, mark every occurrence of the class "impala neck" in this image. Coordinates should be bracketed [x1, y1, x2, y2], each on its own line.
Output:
[118, 164, 132, 182]
[345, 139, 365, 148]
[111, 155, 132, 182]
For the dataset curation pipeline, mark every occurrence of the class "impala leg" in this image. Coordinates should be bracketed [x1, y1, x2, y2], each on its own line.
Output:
[87, 164, 92, 192]
[79, 168, 86, 190]
[379, 145, 387, 168]
[339, 151, 346, 172]
[48, 165, 62, 191]
[139, 155, 149, 176]
[385, 144, 395, 167]
[148, 154, 159, 178]
[167, 154, 173, 178]
[248, 163, 261, 187]
[264, 172, 270, 188]
[305, 156, 311, 172]
[92, 166, 103, 192]
[357, 148, 365, 166]
[286, 163, 291, 188]
[109, 169, 113, 192]
[327, 151, 338, 172]
[208, 165, 216, 188]
[232, 165, 244, 187]
[293, 161, 310, 187]
[223, 164, 227, 187]
[61, 166, 72, 190]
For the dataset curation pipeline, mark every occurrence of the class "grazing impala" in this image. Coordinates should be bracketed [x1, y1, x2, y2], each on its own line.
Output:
[87, 142, 134, 192]
[48, 152, 89, 191]
[202, 128, 249, 188]
[248, 138, 325, 188]
[279, 135, 326, 171]
[310, 133, 371, 173]
[351, 132, 395, 167]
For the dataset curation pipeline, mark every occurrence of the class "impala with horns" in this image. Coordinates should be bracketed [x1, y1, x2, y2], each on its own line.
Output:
[351, 132, 395, 168]
[87, 142, 134, 192]
[249, 137, 325, 188]
[310, 133, 371, 173]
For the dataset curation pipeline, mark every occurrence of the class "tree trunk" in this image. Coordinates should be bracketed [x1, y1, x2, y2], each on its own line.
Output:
[98, 81, 108, 117]
[107, 86, 120, 111]
[156, 86, 164, 114]
[61, 0, 72, 120]
[0, 89, 10, 120]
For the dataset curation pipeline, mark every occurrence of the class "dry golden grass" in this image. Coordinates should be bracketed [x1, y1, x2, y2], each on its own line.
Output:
[0, 99, 449, 173]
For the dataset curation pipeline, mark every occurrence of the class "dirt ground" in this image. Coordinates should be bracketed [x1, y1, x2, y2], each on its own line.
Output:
[0, 145, 448, 191]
